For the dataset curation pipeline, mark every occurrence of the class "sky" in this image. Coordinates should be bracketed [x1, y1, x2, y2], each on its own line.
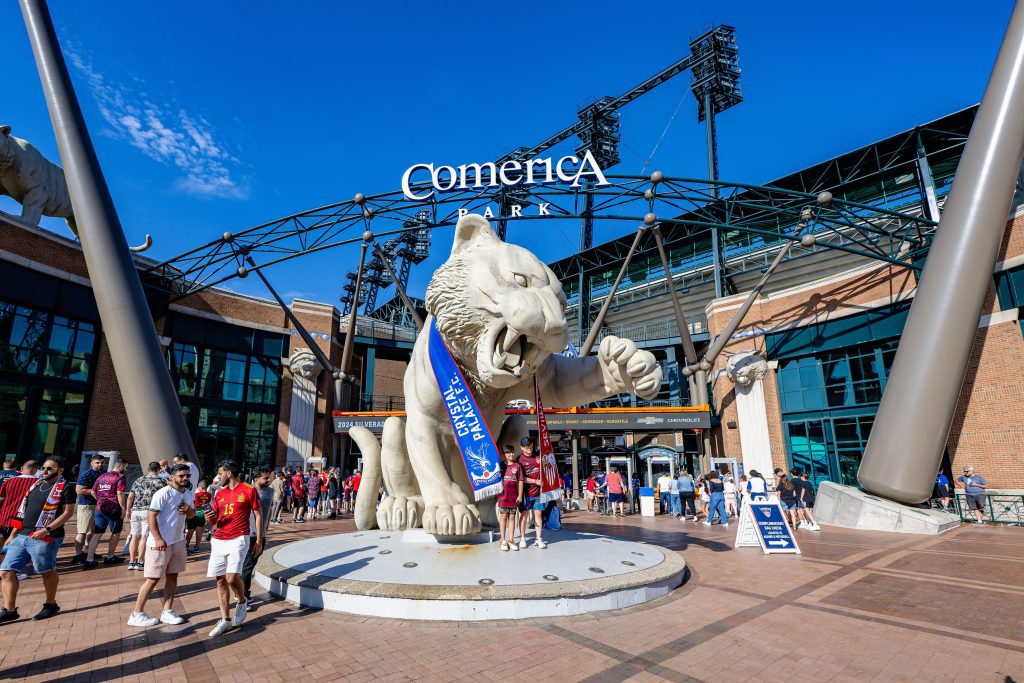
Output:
[1, 1, 1016, 306]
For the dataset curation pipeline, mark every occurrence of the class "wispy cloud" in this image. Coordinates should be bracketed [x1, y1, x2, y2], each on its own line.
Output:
[66, 45, 248, 200]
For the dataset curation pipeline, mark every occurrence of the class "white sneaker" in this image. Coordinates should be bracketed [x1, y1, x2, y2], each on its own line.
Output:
[798, 521, 808, 529]
[509, 541, 519, 551]
[809, 523, 821, 531]
[160, 609, 185, 625]
[703, 521, 712, 526]
[209, 619, 232, 637]
[535, 539, 547, 549]
[233, 599, 247, 627]
[517, 538, 527, 550]
[722, 523, 729, 528]
[127, 611, 159, 627]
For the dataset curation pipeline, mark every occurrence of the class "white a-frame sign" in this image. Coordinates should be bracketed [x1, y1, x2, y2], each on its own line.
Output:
[734, 499, 801, 555]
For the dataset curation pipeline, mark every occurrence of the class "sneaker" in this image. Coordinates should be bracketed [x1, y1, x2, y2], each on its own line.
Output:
[974, 520, 985, 525]
[127, 611, 159, 627]
[32, 603, 59, 620]
[499, 541, 509, 551]
[233, 599, 247, 627]
[809, 523, 821, 531]
[722, 523, 729, 528]
[82, 560, 98, 570]
[245, 600, 255, 612]
[160, 609, 185, 625]
[703, 521, 712, 526]
[535, 540, 548, 549]
[509, 541, 519, 551]
[517, 539, 527, 550]
[692, 516, 700, 522]
[0, 608, 18, 623]
[209, 619, 232, 637]
[15, 573, 27, 581]
[102, 555, 125, 564]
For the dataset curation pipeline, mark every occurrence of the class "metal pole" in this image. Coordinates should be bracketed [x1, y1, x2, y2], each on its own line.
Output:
[916, 131, 942, 222]
[19, 0, 197, 464]
[247, 256, 337, 374]
[700, 225, 807, 366]
[859, 1, 1024, 504]
[650, 226, 710, 409]
[371, 242, 423, 331]
[571, 435, 579, 499]
[704, 91, 724, 299]
[579, 227, 645, 356]
[339, 235, 372, 409]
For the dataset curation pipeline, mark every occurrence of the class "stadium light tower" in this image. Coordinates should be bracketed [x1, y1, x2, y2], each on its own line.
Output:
[689, 24, 742, 298]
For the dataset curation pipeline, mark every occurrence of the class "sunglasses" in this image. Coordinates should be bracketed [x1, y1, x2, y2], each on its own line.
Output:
[41, 466, 58, 472]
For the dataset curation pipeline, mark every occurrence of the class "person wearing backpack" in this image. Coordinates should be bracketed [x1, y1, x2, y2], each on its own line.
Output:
[677, 470, 697, 521]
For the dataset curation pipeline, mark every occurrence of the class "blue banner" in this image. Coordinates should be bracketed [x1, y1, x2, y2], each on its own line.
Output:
[427, 319, 504, 501]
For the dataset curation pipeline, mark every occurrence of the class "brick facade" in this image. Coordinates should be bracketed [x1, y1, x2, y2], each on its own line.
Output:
[705, 213, 1024, 488]
[0, 215, 411, 472]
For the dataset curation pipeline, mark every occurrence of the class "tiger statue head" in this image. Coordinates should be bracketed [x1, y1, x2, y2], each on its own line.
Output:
[425, 215, 570, 389]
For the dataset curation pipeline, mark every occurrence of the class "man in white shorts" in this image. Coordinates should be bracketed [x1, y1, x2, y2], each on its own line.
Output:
[204, 460, 264, 637]
[127, 465, 194, 627]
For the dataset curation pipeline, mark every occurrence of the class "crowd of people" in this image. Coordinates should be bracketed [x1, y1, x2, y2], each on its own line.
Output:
[0, 453, 278, 636]
[580, 465, 822, 531]
[0, 446, 992, 635]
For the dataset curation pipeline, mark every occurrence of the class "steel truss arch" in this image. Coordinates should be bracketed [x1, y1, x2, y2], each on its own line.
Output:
[146, 175, 937, 304]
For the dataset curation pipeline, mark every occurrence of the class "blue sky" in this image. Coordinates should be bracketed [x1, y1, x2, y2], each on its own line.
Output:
[1, 1, 1015, 305]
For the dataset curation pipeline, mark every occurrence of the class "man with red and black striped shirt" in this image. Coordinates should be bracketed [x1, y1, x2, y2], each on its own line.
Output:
[0, 462, 39, 543]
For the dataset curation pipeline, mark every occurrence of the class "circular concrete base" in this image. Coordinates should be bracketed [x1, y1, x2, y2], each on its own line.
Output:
[255, 529, 686, 621]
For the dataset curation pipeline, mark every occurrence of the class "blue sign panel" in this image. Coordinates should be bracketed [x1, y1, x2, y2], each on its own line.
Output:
[750, 503, 800, 554]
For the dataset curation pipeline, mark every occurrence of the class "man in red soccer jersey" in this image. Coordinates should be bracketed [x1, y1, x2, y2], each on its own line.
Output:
[203, 460, 264, 637]
[516, 438, 547, 550]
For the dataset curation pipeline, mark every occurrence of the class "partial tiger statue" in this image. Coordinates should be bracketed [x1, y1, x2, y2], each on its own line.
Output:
[349, 214, 662, 535]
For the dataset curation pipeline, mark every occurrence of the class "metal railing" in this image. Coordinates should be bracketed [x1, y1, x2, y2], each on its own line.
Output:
[356, 393, 406, 412]
[350, 316, 419, 343]
[930, 493, 1024, 525]
[570, 315, 707, 348]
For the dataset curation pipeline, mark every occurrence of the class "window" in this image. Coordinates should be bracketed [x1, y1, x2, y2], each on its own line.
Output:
[169, 343, 200, 397]
[165, 315, 286, 475]
[247, 357, 281, 405]
[0, 299, 98, 463]
[45, 316, 96, 381]
[31, 389, 85, 461]
[0, 304, 48, 374]
[201, 349, 247, 402]
[0, 383, 28, 459]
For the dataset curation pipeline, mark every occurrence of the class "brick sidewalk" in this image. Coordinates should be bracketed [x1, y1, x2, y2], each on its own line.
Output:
[0, 510, 1021, 682]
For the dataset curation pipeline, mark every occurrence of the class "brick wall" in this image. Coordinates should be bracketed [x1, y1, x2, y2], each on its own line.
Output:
[704, 212, 1024, 487]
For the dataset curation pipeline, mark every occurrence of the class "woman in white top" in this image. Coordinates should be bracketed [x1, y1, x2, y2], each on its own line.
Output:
[746, 470, 769, 501]
[724, 476, 738, 517]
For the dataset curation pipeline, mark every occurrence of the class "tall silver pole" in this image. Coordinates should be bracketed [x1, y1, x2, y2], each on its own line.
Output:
[579, 227, 645, 356]
[859, 1, 1024, 503]
[20, 0, 197, 464]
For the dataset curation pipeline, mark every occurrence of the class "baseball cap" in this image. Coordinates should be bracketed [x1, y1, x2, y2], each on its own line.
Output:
[520, 437, 533, 446]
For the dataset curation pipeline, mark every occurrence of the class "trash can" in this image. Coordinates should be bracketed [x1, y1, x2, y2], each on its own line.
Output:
[639, 487, 656, 517]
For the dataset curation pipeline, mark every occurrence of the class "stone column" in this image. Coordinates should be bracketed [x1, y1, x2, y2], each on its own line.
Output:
[286, 348, 324, 469]
[725, 352, 774, 478]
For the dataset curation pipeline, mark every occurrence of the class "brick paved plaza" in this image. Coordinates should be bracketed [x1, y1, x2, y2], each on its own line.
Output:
[1, 511, 1022, 682]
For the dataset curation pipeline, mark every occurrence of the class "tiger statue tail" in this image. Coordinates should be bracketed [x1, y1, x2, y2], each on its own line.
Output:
[349, 425, 384, 530]
[349, 417, 422, 530]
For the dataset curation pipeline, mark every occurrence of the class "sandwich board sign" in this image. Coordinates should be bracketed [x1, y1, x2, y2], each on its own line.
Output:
[734, 500, 800, 554]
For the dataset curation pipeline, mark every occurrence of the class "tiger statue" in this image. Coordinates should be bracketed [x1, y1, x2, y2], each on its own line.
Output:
[350, 214, 662, 535]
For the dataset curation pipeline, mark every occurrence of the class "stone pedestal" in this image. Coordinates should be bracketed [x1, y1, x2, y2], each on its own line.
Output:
[814, 481, 960, 534]
[256, 530, 686, 621]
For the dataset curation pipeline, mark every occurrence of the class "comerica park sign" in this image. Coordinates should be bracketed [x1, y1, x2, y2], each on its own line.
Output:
[401, 149, 610, 201]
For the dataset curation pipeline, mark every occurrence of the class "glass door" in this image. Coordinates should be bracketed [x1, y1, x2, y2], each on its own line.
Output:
[784, 419, 835, 486]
